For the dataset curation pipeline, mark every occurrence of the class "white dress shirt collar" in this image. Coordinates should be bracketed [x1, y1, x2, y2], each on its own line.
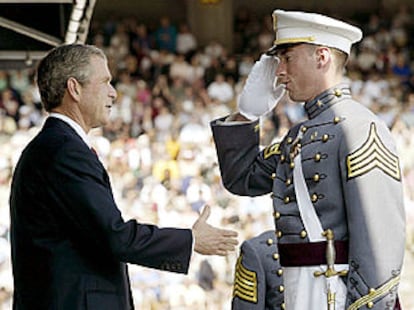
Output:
[49, 113, 91, 148]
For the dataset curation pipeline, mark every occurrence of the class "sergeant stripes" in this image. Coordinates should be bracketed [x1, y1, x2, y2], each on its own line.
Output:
[233, 254, 258, 303]
[346, 123, 401, 181]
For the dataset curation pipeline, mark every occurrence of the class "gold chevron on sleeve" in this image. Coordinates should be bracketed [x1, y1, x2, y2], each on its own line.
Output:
[346, 123, 401, 181]
[264, 142, 281, 159]
[233, 254, 258, 303]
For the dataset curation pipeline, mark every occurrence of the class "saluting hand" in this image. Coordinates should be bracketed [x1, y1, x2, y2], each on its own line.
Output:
[238, 54, 286, 121]
[192, 205, 238, 256]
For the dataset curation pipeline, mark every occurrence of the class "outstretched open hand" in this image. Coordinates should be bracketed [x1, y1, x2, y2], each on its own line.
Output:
[192, 205, 238, 256]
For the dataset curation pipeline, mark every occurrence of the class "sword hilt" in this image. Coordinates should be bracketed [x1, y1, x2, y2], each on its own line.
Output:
[314, 229, 348, 278]
[314, 266, 349, 278]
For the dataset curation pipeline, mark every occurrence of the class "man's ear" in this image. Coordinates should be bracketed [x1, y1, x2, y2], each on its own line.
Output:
[66, 77, 81, 101]
[316, 46, 331, 68]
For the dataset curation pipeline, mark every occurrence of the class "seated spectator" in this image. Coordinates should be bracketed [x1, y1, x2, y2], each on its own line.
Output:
[176, 22, 197, 58]
[207, 73, 234, 103]
[169, 54, 191, 82]
[155, 16, 177, 53]
[392, 52, 412, 84]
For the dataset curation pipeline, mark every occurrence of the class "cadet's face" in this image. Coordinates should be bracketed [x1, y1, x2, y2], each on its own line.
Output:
[79, 56, 117, 130]
[276, 44, 319, 102]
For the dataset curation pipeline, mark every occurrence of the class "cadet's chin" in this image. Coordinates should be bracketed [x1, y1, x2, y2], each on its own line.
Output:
[286, 90, 302, 103]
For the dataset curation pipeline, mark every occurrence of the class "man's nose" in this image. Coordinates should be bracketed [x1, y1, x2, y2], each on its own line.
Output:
[276, 61, 286, 77]
[110, 85, 117, 101]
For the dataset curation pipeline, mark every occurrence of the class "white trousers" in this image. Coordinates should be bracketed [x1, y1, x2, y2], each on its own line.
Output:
[283, 265, 348, 310]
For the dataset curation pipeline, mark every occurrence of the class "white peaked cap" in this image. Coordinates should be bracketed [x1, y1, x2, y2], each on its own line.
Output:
[267, 10, 363, 55]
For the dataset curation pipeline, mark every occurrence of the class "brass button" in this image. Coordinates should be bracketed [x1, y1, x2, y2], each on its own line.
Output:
[280, 155, 286, 162]
[333, 116, 341, 124]
[274, 211, 281, 220]
[287, 137, 293, 144]
[273, 253, 280, 260]
[301, 126, 307, 133]
[289, 162, 295, 169]
[267, 238, 273, 245]
[367, 301, 374, 308]
[313, 174, 320, 182]
[277, 268, 283, 276]
[281, 303, 286, 310]
[300, 230, 307, 238]
[314, 153, 321, 162]
[369, 288, 375, 294]
[334, 89, 342, 97]
[284, 196, 290, 204]
[278, 285, 284, 292]
[285, 178, 292, 186]
[311, 194, 318, 202]
[317, 100, 323, 107]
[276, 230, 282, 238]
[271, 172, 276, 179]
[322, 134, 329, 142]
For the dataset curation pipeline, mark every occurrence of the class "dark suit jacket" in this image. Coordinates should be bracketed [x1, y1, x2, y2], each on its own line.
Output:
[9, 117, 193, 310]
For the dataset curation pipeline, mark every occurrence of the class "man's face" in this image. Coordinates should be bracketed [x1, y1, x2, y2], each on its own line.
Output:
[276, 44, 319, 102]
[78, 56, 117, 129]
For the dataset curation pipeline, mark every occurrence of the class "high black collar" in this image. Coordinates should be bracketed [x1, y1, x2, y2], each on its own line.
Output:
[304, 84, 351, 119]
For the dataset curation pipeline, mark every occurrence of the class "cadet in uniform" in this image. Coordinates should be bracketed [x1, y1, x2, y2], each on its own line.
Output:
[211, 9, 405, 310]
[232, 230, 284, 309]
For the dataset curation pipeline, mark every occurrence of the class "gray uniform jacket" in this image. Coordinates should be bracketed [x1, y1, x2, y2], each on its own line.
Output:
[211, 84, 405, 309]
[232, 230, 284, 310]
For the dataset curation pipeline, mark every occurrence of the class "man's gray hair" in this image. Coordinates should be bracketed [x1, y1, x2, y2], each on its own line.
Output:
[36, 44, 106, 112]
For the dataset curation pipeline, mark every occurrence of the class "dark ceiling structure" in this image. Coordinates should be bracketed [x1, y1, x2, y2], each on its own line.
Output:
[0, 0, 97, 69]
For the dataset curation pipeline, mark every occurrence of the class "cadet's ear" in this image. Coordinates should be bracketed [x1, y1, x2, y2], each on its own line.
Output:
[66, 77, 81, 101]
[315, 46, 331, 68]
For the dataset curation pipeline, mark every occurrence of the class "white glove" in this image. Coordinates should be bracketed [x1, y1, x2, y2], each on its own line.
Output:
[237, 54, 286, 121]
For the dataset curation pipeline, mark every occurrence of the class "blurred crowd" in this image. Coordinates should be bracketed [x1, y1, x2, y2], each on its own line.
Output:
[1, 4, 414, 309]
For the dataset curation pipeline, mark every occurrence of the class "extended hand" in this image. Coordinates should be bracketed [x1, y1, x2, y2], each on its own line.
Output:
[192, 205, 238, 256]
[238, 54, 286, 120]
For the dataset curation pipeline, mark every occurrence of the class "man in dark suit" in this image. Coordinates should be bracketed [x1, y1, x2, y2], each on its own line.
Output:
[9, 44, 238, 310]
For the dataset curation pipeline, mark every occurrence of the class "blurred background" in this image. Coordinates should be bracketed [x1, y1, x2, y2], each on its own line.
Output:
[0, 0, 413, 308]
